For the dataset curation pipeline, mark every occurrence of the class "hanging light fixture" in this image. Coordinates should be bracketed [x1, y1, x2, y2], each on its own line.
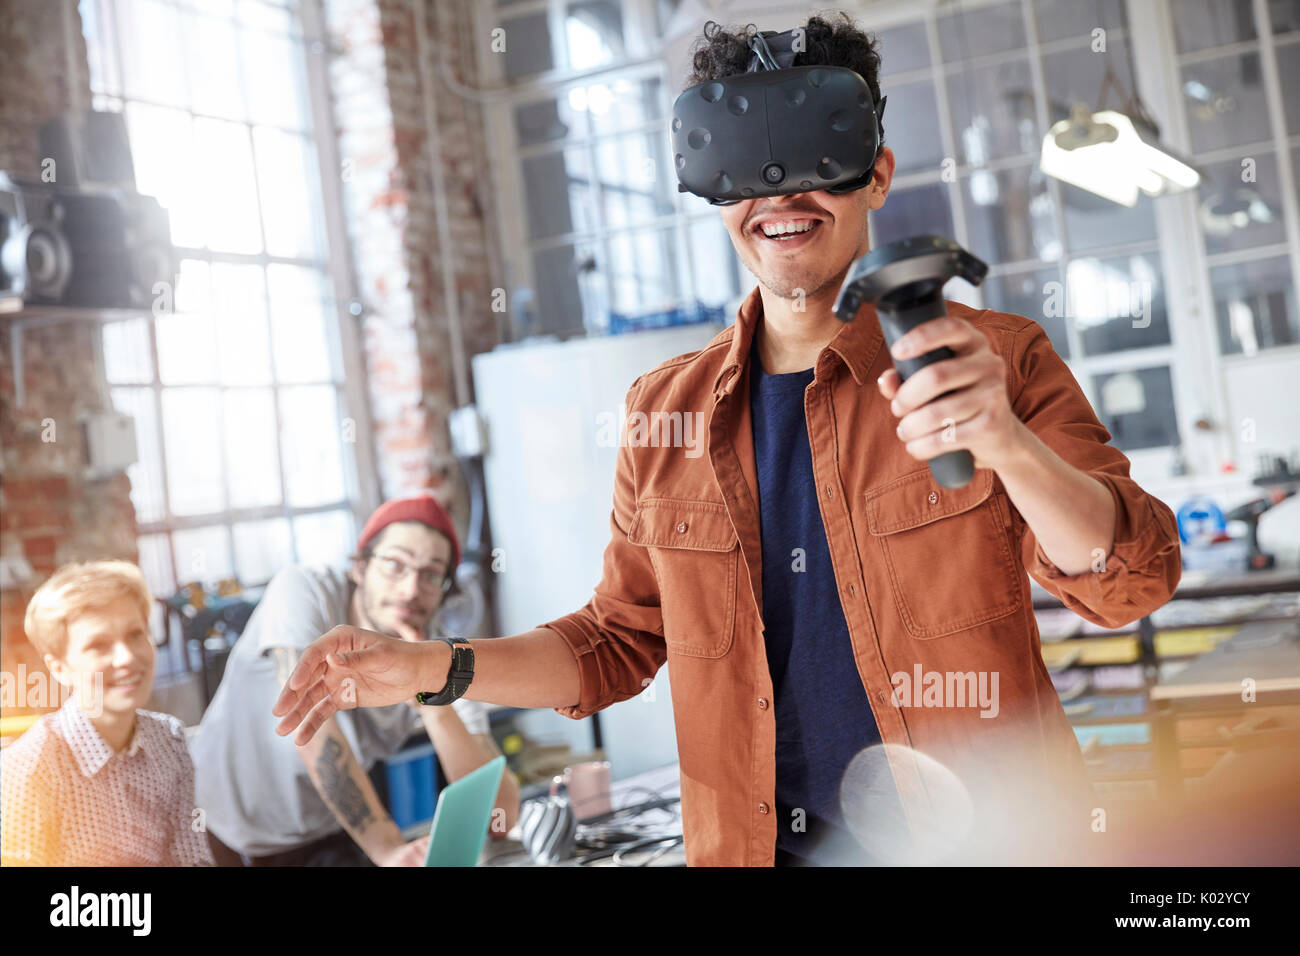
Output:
[1199, 184, 1275, 236]
[1040, 62, 1201, 206]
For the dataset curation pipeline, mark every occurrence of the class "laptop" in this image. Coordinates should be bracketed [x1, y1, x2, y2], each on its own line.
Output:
[423, 755, 507, 867]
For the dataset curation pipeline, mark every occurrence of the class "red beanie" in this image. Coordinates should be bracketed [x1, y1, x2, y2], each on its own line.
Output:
[356, 494, 461, 569]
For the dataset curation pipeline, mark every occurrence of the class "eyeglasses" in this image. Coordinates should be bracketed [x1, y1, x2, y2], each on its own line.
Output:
[368, 552, 451, 593]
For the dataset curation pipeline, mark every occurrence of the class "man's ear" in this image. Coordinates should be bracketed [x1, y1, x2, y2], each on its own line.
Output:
[347, 558, 365, 588]
[866, 145, 895, 210]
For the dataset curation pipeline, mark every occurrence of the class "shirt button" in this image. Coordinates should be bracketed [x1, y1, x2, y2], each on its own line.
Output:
[928, 491, 939, 504]
[676, 521, 688, 533]
[757, 697, 769, 710]
[758, 802, 770, 814]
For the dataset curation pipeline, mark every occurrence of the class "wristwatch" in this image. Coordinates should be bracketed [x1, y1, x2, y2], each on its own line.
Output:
[415, 637, 475, 705]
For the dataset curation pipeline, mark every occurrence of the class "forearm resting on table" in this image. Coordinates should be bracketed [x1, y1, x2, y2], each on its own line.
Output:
[997, 422, 1118, 576]
[274, 648, 404, 860]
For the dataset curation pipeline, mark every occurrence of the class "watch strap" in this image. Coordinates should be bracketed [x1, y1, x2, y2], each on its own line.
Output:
[415, 637, 474, 705]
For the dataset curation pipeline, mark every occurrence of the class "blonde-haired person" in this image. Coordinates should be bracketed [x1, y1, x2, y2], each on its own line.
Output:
[1, 560, 214, 866]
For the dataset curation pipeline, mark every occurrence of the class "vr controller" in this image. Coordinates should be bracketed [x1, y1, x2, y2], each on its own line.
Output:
[671, 28, 887, 206]
[834, 236, 989, 490]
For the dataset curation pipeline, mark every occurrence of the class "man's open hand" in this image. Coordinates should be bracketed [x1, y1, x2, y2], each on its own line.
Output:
[876, 314, 1026, 471]
[272, 625, 442, 745]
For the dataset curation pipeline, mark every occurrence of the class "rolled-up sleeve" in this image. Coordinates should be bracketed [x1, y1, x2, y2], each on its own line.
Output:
[537, 377, 668, 719]
[1008, 321, 1181, 628]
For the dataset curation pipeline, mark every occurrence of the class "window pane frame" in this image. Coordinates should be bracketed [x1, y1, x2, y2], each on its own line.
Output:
[84, 0, 365, 668]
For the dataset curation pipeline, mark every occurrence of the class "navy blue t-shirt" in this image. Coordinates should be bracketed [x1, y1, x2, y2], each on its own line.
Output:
[748, 337, 886, 865]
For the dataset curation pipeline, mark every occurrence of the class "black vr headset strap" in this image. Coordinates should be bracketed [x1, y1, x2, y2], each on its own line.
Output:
[873, 92, 888, 150]
[746, 30, 797, 72]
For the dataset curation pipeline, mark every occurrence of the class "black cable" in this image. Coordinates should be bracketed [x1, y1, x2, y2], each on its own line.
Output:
[575, 787, 680, 825]
[564, 784, 683, 864]
[612, 835, 685, 867]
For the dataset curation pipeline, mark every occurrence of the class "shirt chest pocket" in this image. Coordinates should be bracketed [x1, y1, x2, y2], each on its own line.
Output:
[864, 469, 1022, 639]
[628, 497, 739, 659]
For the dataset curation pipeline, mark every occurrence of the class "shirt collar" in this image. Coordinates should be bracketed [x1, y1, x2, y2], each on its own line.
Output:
[712, 284, 883, 401]
[58, 695, 143, 777]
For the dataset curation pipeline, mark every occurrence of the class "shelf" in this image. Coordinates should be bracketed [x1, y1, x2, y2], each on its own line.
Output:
[1, 304, 154, 325]
[1067, 712, 1150, 727]
[1077, 741, 1152, 753]
[1083, 769, 1158, 782]
[1042, 585, 1299, 800]
[1034, 569, 1300, 609]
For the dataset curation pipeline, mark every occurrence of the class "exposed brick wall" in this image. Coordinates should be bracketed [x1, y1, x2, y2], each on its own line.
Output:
[411, 0, 506, 363]
[0, 0, 92, 175]
[0, 0, 139, 713]
[326, 0, 505, 537]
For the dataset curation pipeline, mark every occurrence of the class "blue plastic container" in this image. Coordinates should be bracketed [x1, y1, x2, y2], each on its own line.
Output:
[385, 743, 440, 830]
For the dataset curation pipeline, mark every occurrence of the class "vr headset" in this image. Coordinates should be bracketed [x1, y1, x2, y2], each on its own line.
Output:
[671, 27, 887, 206]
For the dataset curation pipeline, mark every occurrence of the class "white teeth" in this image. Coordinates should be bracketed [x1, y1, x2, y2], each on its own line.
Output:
[760, 219, 817, 237]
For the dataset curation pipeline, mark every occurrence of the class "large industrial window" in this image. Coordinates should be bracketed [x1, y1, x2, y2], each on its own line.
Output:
[79, 0, 369, 675]
[866, 0, 1300, 474]
[486, 0, 748, 337]
[866, 0, 1190, 458]
[1171, 0, 1300, 357]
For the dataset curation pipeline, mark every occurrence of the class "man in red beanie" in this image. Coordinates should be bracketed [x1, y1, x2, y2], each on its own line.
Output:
[191, 494, 519, 866]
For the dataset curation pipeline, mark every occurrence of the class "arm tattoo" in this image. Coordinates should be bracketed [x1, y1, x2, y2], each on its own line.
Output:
[278, 647, 376, 833]
[316, 736, 375, 832]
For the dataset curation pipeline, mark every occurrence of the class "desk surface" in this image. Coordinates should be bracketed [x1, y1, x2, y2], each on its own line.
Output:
[482, 762, 684, 867]
[1149, 618, 1300, 701]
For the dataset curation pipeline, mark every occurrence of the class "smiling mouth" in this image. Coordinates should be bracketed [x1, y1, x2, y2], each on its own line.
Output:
[753, 218, 824, 245]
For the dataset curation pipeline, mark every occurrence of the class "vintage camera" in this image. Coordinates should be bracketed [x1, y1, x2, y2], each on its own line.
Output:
[0, 110, 174, 311]
[0, 174, 173, 311]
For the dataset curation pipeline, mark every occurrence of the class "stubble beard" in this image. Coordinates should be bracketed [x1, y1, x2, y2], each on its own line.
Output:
[762, 267, 836, 302]
[750, 223, 866, 305]
[356, 583, 408, 641]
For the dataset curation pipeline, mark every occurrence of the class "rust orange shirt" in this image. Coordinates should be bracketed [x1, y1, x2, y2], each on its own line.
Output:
[539, 286, 1181, 866]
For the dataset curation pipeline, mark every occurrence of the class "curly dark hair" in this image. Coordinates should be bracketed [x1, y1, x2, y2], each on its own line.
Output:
[683, 12, 885, 146]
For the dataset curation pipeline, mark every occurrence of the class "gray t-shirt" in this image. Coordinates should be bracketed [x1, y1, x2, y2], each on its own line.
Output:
[190, 564, 489, 856]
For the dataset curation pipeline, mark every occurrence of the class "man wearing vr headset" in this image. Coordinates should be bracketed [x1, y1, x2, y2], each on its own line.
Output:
[275, 14, 1180, 866]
